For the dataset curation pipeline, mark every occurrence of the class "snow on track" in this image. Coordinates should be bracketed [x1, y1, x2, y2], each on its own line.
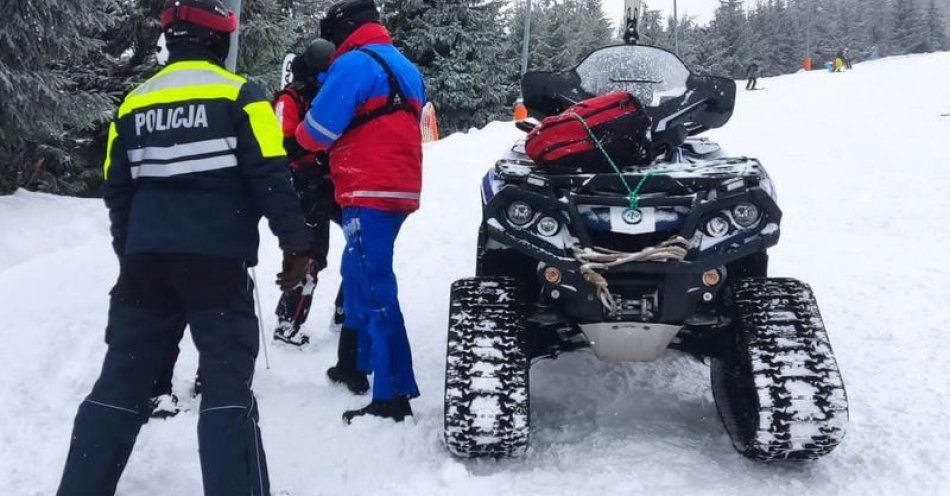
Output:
[2, 52, 949, 495]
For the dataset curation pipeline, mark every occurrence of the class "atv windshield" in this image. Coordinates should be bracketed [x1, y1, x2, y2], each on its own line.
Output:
[575, 45, 690, 108]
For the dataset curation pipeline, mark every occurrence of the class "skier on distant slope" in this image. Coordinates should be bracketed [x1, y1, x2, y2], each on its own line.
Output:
[746, 62, 759, 90]
[271, 37, 345, 348]
[56, 1, 312, 494]
[296, 0, 426, 423]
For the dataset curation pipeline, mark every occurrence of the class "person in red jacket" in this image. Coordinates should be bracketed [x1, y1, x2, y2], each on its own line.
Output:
[297, 0, 425, 422]
[270, 38, 347, 349]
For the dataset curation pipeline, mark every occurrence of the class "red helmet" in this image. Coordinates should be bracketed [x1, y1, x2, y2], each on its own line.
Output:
[161, 0, 237, 61]
[161, 0, 237, 33]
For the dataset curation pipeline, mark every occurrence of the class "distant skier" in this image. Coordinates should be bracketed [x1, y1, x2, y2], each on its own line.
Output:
[55, 1, 312, 495]
[834, 50, 846, 72]
[746, 63, 759, 90]
[297, 0, 426, 423]
[271, 38, 344, 348]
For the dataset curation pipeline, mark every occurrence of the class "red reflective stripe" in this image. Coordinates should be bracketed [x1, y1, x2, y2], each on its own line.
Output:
[161, 5, 237, 33]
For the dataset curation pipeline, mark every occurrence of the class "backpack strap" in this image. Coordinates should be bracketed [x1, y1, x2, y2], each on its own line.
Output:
[346, 48, 419, 131]
[274, 84, 310, 111]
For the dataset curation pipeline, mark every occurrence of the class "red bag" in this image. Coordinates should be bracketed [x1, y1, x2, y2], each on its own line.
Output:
[525, 91, 652, 171]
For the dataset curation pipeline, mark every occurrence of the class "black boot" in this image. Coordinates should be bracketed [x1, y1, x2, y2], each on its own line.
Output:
[343, 396, 413, 424]
[327, 365, 370, 395]
[327, 328, 369, 394]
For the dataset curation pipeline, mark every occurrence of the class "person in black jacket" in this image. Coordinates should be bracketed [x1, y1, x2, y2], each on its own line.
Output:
[746, 62, 759, 90]
[271, 38, 346, 349]
[55, 1, 312, 495]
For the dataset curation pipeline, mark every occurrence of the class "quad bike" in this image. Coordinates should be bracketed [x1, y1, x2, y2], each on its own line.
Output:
[442, 44, 848, 461]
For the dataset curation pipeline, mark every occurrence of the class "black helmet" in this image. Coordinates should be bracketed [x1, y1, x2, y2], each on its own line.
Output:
[320, 0, 380, 46]
[303, 38, 337, 73]
[161, 0, 238, 62]
[290, 39, 336, 95]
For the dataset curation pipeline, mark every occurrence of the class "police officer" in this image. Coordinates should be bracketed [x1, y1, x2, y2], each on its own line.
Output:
[56, 1, 311, 495]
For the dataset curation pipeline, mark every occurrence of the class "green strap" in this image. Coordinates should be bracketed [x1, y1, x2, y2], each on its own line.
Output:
[571, 112, 648, 210]
[570, 112, 723, 211]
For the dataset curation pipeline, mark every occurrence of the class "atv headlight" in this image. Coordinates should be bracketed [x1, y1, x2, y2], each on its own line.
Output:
[732, 203, 761, 228]
[536, 216, 560, 237]
[705, 216, 731, 237]
[507, 201, 534, 226]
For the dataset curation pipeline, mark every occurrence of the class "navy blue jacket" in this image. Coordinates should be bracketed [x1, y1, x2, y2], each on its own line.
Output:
[103, 54, 311, 265]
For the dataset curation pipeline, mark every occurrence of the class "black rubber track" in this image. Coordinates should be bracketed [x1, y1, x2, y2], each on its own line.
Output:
[444, 277, 530, 458]
[711, 278, 849, 461]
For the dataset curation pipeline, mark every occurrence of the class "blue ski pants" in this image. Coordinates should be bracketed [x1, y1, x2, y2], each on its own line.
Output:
[57, 254, 269, 496]
[341, 207, 420, 401]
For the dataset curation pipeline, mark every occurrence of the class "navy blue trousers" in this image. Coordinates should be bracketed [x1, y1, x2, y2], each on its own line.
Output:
[57, 254, 269, 496]
[341, 207, 420, 401]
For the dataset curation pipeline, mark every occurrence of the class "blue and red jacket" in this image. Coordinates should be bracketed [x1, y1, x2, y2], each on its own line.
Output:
[296, 23, 426, 213]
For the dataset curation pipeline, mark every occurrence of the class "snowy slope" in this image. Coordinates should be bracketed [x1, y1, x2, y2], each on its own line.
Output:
[2, 52, 950, 495]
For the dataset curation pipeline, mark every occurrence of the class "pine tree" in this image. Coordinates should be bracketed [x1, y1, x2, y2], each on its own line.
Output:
[580, 0, 614, 51]
[639, 3, 667, 46]
[382, 0, 513, 133]
[924, 0, 949, 52]
[0, 0, 121, 195]
[706, 0, 754, 78]
[859, 0, 894, 56]
[286, 0, 335, 53]
[674, 17, 708, 72]
[238, 0, 301, 90]
[759, 0, 802, 76]
[891, 0, 928, 54]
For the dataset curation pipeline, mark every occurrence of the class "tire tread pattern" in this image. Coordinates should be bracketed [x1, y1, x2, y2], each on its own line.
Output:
[711, 277, 849, 461]
[444, 277, 530, 458]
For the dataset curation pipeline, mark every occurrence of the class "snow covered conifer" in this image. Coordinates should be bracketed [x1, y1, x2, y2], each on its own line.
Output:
[924, 0, 949, 52]
[382, 0, 512, 133]
[761, 1, 798, 76]
[0, 0, 119, 194]
[890, 0, 928, 54]
[705, 0, 753, 78]
[238, 0, 301, 90]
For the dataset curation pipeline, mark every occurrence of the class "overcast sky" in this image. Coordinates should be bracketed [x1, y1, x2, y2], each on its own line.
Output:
[601, 0, 722, 26]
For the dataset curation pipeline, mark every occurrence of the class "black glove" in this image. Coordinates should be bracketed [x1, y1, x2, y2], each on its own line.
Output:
[277, 250, 311, 291]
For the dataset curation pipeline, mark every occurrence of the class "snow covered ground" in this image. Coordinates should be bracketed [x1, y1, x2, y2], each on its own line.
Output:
[2, 52, 950, 495]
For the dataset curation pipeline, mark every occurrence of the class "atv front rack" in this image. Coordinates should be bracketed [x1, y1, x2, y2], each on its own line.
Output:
[480, 164, 782, 323]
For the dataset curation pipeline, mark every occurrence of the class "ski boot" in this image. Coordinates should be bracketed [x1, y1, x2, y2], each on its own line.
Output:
[149, 394, 182, 419]
[343, 396, 413, 424]
[274, 321, 311, 348]
[326, 328, 368, 394]
[274, 272, 317, 347]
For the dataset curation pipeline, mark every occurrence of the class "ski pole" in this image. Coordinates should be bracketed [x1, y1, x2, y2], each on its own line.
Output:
[250, 267, 272, 370]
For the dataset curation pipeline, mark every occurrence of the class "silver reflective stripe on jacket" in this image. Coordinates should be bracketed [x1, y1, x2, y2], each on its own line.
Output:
[130, 154, 239, 179]
[127, 137, 237, 163]
[305, 111, 340, 141]
[349, 190, 421, 200]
